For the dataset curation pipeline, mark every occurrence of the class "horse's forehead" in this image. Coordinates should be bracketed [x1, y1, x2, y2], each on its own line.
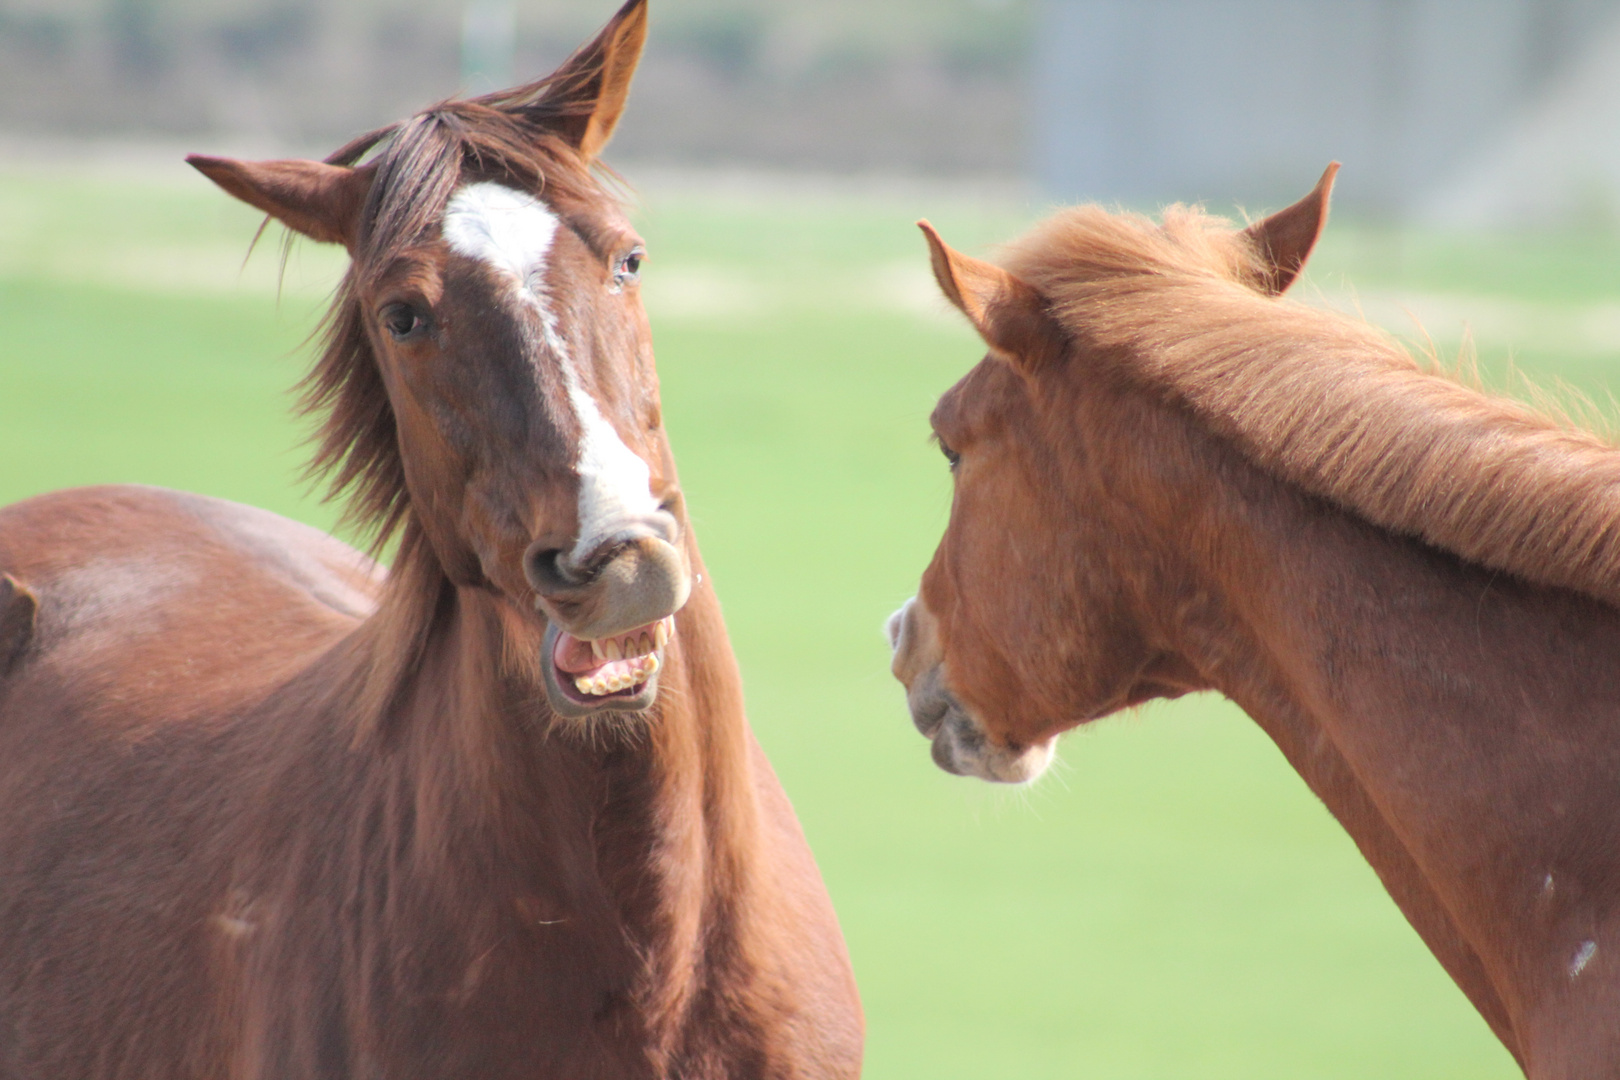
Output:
[938, 358, 1024, 436]
[441, 181, 566, 282]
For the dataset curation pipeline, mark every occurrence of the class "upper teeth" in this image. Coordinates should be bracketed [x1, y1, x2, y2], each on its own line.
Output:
[589, 617, 673, 662]
[573, 617, 674, 698]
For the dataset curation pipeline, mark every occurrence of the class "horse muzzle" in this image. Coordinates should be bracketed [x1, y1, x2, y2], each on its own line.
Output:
[527, 514, 691, 719]
[887, 596, 1056, 785]
[526, 510, 691, 637]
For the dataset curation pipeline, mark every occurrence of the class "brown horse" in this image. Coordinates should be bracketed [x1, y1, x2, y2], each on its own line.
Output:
[889, 164, 1620, 1077]
[0, 3, 862, 1076]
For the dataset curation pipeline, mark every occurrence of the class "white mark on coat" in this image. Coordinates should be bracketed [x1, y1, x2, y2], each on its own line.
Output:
[1570, 940, 1598, 979]
[442, 182, 659, 565]
[443, 181, 561, 282]
[214, 889, 258, 939]
[562, 368, 660, 564]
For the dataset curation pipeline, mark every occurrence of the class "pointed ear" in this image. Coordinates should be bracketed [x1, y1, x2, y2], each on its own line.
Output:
[1244, 162, 1339, 295]
[919, 220, 1063, 370]
[186, 155, 374, 247]
[0, 574, 37, 675]
[532, 0, 648, 159]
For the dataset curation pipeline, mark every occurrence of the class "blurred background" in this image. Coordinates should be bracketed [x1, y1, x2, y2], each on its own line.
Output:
[6, 1, 1620, 1077]
[6, 0, 1620, 218]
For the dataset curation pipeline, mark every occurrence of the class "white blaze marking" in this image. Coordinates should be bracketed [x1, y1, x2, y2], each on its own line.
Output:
[443, 182, 660, 564]
[443, 181, 560, 280]
[564, 373, 660, 563]
[1571, 940, 1598, 979]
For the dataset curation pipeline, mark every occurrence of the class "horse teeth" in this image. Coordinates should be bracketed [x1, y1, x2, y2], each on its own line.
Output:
[571, 635, 666, 698]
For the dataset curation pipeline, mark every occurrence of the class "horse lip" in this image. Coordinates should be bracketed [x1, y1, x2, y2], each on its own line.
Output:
[540, 621, 662, 719]
[910, 694, 948, 738]
[905, 665, 953, 738]
[930, 728, 968, 775]
[531, 535, 691, 645]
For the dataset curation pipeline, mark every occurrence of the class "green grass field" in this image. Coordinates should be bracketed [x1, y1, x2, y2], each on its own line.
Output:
[8, 156, 1616, 1078]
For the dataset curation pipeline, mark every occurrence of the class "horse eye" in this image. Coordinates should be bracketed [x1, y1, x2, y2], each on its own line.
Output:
[381, 303, 425, 341]
[613, 249, 645, 288]
[940, 442, 961, 471]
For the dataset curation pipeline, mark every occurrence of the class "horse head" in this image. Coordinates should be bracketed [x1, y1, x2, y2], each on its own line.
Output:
[189, 0, 690, 720]
[888, 166, 1338, 782]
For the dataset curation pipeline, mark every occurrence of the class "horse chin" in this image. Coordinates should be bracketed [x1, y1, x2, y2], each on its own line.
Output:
[931, 710, 1057, 785]
[541, 620, 666, 720]
[891, 637, 1058, 785]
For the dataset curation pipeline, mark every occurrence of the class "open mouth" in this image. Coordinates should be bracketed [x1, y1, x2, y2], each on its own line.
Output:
[543, 616, 675, 716]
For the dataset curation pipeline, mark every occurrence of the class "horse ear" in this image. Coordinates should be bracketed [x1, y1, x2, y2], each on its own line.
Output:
[531, 0, 648, 159]
[918, 220, 1062, 370]
[1243, 162, 1339, 295]
[0, 574, 37, 676]
[186, 155, 374, 247]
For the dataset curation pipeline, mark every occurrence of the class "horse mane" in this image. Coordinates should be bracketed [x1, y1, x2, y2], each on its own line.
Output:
[1002, 204, 1620, 609]
[303, 79, 617, 550]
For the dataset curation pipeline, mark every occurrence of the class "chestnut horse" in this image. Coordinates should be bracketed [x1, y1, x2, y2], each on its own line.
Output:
[889, 165, 1620, 1077]
[0, 3, 861, 1076]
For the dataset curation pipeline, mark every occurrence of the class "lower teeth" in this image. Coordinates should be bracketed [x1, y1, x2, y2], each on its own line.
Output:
[574, 653, 659, 697]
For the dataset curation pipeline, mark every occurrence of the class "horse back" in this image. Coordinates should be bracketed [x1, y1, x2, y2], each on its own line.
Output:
[0, 484, 380, 725]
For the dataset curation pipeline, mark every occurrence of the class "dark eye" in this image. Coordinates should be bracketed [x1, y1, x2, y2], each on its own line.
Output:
[939, 440, 961, 471]
[380, 302, 426, 341]
[613, 248, 645, 289]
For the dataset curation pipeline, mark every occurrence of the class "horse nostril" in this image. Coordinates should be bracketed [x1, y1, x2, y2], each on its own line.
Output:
[523, 545, 575, 594]
[657, 489, 685, 522]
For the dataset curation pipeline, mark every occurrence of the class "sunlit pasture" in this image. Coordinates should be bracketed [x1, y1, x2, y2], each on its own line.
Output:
[7, 150, 1613, 1078]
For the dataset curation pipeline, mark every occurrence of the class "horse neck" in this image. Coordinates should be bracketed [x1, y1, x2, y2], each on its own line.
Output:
[1142, 404, 1620, 1046]
[341, 527, 763, 1014]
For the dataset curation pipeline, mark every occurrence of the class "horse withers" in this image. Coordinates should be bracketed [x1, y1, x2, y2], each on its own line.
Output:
[0, 2, 862, 1076]
[890, 166, 1620, 1077]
